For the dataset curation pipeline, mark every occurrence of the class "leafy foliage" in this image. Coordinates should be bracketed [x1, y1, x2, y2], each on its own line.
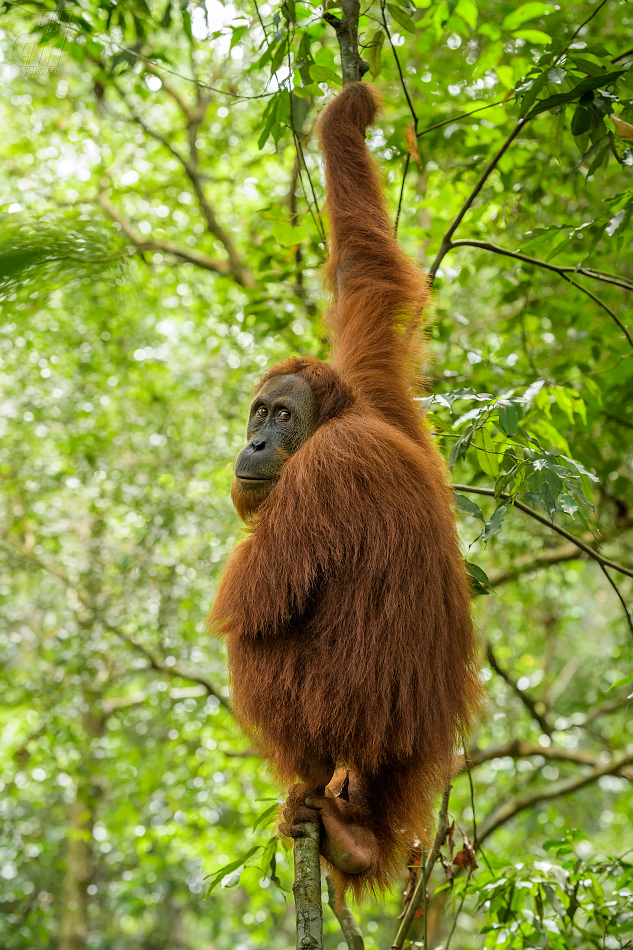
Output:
[0, 1, 632, 948]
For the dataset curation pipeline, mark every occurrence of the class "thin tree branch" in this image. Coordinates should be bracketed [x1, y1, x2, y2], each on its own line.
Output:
[560, 272, 633, 350]
[581, 693, 632, 726]
[552, 0, 610, 67]
[429, 118, 529, 279]
[444, 868, 473, 950]
[252, 0, 270, 42]
[111, 85, 253, 286]
[97, 192, 235, 277]
[394, 153, 410, 236]
[325, 872, 364, 950]
[380, 0, 418, 126]
[489, 541, 583, 585]
[143, 60, 194, 120]
[478, 751, 633, 844]
[467, 739, 633, 778]
[5, 539, 231, 711]
[380, 0, 419, 237]
[452, 484, 633, 580]
[391, 785, 451, 950]
[449, 238, 633, 292]
[417, 99, 506, 138]
[109, 626, 231, 710]
[102, 685, 207, 714]
[293, 820, 323, 950]
[598, 563, 633, 639]
[487, 642, 552, 735]
[612, 46, 633, 64]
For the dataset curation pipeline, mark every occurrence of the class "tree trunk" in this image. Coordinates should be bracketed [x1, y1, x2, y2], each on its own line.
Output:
[59, 704, 104, 950]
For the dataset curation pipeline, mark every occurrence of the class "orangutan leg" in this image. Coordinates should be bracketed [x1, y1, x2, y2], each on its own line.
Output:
[279, 787, 377, 876]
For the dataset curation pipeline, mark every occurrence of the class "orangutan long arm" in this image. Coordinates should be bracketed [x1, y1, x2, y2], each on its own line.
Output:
[317, 83, 429, 440]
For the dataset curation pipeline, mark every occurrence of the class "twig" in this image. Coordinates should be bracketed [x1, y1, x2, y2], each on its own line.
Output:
[252, 0, 269, 41]
[487, 642, 552, 735]
[429, 118, 529, 279]
[97, 192, 235, 278]
[444, 867, 473, 950]
[561, 273, 633, 350]
[598, 564, 633, 640]
[552, 0, 610, 67]
[452, 484, 633, 580]
[467, 228, 633, 345]
[394, 153, 410, 236]
[612, 46, 633, 63]
[380, 0, 418, 127]
[380, 0, 418, 236]
[478, 751, 633, 843]
[468, 739, 633, 775]
[417, 99, 506, 138]
[326, 871, 364, 950]
[110, 626, 231, 710]
[449, 238, 633, 292]
[5, 539, 231, 711]
[581, 693, 633, 726]
[391, 785, 451, 950]
[293, 821, 323, 950]
[489, 540, 584, 585]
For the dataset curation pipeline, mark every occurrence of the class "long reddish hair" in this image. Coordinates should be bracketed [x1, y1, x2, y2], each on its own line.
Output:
[211, 83, 483, 898]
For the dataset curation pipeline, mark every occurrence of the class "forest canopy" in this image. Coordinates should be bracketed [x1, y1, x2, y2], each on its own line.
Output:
[0, 1, 632, 948]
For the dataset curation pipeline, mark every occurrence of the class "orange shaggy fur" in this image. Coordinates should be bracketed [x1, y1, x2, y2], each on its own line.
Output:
[210, 82, 483, 898]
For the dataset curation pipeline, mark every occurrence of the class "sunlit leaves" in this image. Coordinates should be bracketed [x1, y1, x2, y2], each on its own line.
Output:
[501, 2, 551, 31]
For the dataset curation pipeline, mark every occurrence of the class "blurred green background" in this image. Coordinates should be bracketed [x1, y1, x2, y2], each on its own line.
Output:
[0, 1, 632, 947]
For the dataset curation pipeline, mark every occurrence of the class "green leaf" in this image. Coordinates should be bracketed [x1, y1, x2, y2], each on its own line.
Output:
[586, 139, 610, 175]
[181, 3, 193, 42]
[539, 481, 558, 518]
[496, 64, 514, 89]
[270, 39, 288, 75]
[366, 29, 385, 79]
[309, 63, 342, 85]
[387, 3, 417, 33]
[571, 104, 592, 136]
[466, 561, 492, 595]
[498, 403, 519, 436]
[230, 25, 247, 50]
[455, 0, 478, 29]
[271, 223, 308, 246]
[606, 670, 633, 691]
[543, 883, 568, 919]
[527, 71, 626, 119]
[502, 2, 550, 30]
[292, 83, 321, 98]
[514, 28, 551, 45]
[475, 427, 500, 478]
[258, 95, 280, 149]
[206, 846, 263, 893]
[482, 504, 507, 541]
[221, 869, 243, 888]
[252, 802, 279, 832]
[455, 494, 485, 521]
[543, 838, 568, 850]
[160, 0, 172, 28]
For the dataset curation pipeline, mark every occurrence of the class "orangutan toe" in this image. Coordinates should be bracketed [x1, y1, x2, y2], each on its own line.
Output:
[279, 822, 309, 838]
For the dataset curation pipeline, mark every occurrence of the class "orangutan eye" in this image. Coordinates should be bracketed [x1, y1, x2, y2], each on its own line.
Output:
[256, 406, 268, 417]
[278, 409, 291, 421]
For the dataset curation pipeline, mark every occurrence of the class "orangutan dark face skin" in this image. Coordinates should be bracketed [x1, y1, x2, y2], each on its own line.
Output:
[231, 374, 319, 521]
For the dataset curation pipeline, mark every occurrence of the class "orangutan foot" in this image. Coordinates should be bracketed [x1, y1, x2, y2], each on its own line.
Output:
[279, 788, 375, 875]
